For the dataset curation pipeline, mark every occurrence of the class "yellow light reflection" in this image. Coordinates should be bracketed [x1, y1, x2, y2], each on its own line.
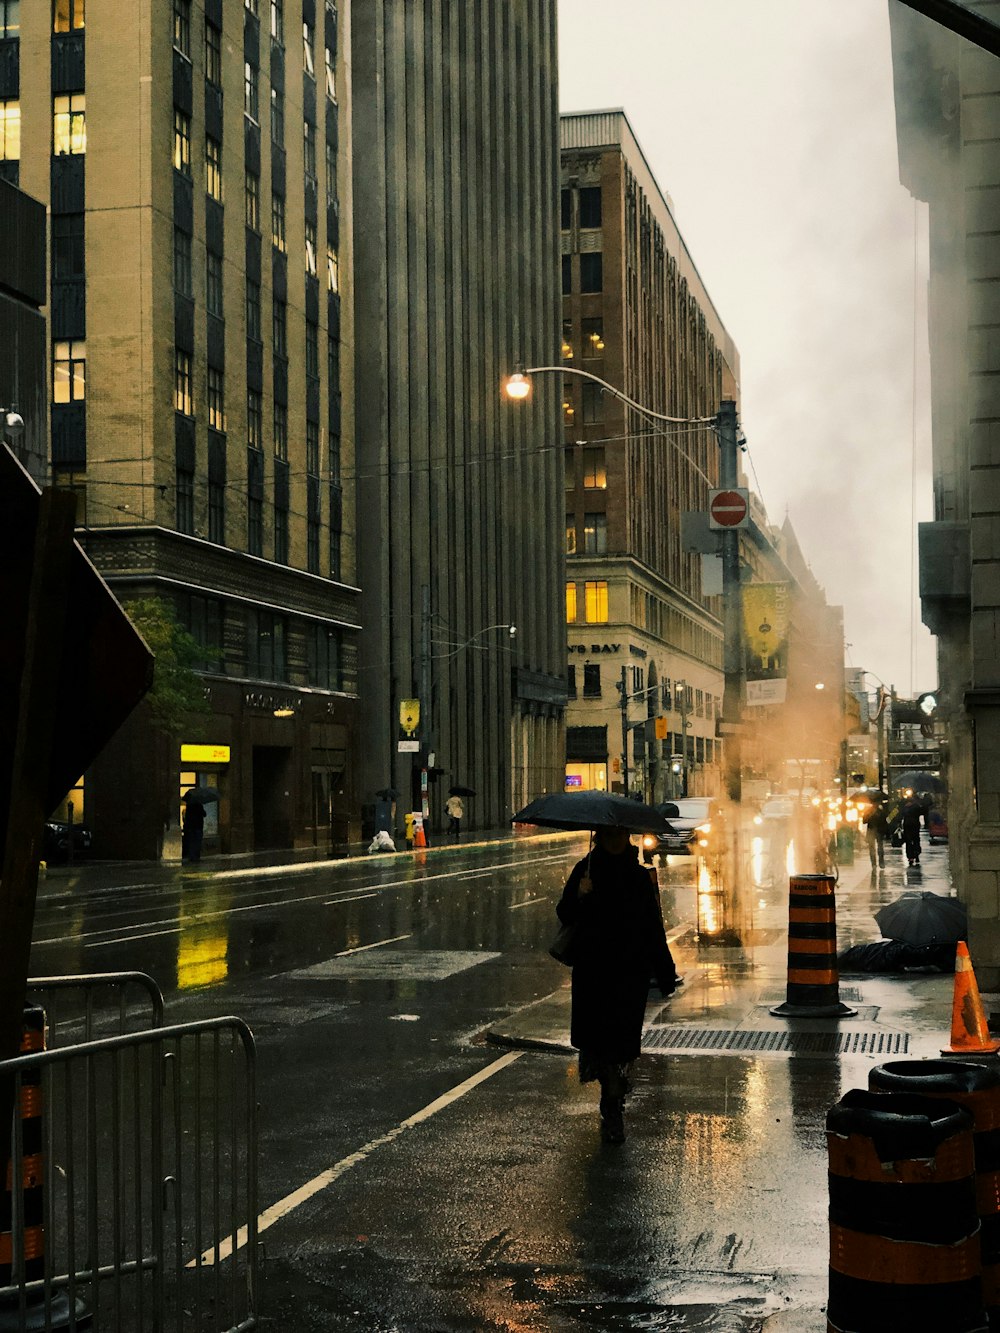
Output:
[177, 887, 230, 990]
[751, 836, 765, 887]
[698, 859, 719, 935]
[786, 839, 796, 877]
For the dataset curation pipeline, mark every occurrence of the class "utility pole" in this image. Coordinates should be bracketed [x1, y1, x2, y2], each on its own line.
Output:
[676, 678, 690, 798]
[717, 400, 743, 804]
[419, 584, 431, 830]
[619, 664, 629, 796]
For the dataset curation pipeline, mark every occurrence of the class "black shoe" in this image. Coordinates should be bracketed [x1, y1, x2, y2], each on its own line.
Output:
[600, 1096, 625, 1144]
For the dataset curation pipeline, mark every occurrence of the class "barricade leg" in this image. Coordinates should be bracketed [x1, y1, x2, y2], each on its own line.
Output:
[770, 873, 856, 1018]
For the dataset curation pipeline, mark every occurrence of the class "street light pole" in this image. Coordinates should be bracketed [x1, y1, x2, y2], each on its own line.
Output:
[619, 664, 629, 797]
[717, 400, 743, 805]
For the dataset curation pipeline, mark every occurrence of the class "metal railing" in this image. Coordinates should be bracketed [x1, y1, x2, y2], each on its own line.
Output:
[1, 1017, 258, 1332]
[26, 973, 164, 1048]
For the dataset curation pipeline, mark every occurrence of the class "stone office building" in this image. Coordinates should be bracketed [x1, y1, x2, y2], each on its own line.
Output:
[2, 0, 359, 856]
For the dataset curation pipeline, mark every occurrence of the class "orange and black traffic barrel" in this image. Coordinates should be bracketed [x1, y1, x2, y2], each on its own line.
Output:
[827, 1088, 987, 1333]
[870, 1061, 1000, 1329]
[0, 1005, 45, 1290]
[770, 873, 856, 1018]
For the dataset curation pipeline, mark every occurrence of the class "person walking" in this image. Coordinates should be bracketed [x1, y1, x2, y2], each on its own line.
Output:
[181, 795, 205, 864]
[864, 799, 887, 871]
[556, 826, 677, 1144]
[445, 793, 463, 840]
[901, 798, 923, 866]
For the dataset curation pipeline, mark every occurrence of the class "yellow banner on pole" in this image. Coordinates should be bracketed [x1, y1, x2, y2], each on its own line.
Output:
[399, 699, 420, 736]
[743, 583, 789, 706]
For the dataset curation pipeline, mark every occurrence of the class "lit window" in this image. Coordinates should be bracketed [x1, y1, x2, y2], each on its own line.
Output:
[244, 0, 258, 14]
[302, 21, 314, 75]
[582, 316, 604, 355]
[173, 0, 191, 57]
[53, 0, 84, 33]
[247, 389, 262, 449]
[53, 94, 86, 156]
[174, 348, 193, 415]
[270, 0, 283, 43]
[245, 169, 260, 230]
[271, 192, 286, 251]
[563, 382, 574, 425]
[53, 340, 85, 403]
[327, 246, 339, 293]
[206, 250, 223, 316]
[303, 119, 316, 178]
[206, 135, 222, 201]
[1, 1, 19, 38]
[566, 582, 577, 623]
[244, 61, 259, 120]
[565, 517, 576, 555]
[207, 365, 226, 432]
[205, 21, 222, 85]
[583, 446, 606, 489]
[0, 100, 19, 162]
[561, 318, 572, 361]
[583, 512, 607, 554]
[325, 47, 336, 101]
[305, 220, 317, 276]
[584, 580, 608, 624]
[172, 108, 191, 175]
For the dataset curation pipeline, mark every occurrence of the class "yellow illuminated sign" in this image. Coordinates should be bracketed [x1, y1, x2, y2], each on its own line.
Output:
[180, 744, 231, 765]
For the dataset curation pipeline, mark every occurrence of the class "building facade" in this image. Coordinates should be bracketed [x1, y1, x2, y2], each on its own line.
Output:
[0, 178, 48, 485]
[559, 110, 740, 803]
[889, 1, 1000, 980]
[3, 0, 359, 856]
[352, 2, 565, 833]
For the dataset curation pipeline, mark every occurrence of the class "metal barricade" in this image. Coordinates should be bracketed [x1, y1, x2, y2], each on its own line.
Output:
[26, 973, 165, 1048]
[1, 1017, 258, 1332]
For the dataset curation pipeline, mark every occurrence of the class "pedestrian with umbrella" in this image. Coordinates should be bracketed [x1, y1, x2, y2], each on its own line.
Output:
[181, 786, 218, 864]
[900, 796, 924, 866]
[446, 785, 474, 840]
[512, 791, 678, 1145]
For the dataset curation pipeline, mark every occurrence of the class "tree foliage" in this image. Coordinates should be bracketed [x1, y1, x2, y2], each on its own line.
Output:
[125, 596, 210, 736]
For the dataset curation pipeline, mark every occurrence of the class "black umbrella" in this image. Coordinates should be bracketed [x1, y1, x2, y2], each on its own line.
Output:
[375, 787, 399, 801]
[449, 785, 476, 797]
[512, 790, 676, 834]
[875, 892, 967, 947]
[893, 771, 945, 795]
[183, 786, 219, 805]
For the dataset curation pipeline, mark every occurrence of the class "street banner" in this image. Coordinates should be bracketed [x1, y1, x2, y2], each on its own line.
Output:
[399, 699, 420, 736]
[743, 582, 789, 706]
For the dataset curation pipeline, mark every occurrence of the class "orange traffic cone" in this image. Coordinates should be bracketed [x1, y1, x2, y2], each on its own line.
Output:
[943, 941, 1000, 1055]
[413, 818, 427, 849]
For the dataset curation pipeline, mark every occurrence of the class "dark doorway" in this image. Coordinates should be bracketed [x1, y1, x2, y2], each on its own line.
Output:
[252, 746, 292, 850]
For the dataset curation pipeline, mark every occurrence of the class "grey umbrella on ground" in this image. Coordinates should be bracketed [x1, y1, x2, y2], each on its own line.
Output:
[512, 790, 677, 834]
[874, 892, 967, 948]
[183, 786, 220, 805]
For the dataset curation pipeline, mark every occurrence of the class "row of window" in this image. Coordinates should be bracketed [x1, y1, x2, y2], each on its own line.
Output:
[174, 343, 335, 438]
[566, 512, 606, 556]
[565, 445, 607, 490]
[565, 665, 721, 723]
[563, 377, 604, 427]
[562, 252, 602, 296]
[566, 580, 608, 625]
[0, 96, 85, 162]
[561, 185, 602, 231]
[0, 0, 84, 37]
[561, 317, 604, 361]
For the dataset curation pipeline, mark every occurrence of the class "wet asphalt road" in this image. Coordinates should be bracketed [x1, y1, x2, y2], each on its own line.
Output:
[25, 833, 956, 1330]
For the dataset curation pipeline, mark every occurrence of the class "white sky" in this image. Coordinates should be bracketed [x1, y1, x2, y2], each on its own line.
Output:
[558, 0, 937, 698]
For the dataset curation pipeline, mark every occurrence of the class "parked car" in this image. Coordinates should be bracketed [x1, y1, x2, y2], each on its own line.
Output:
[43, 819, 93, 863]
[758, 796, 794, 823]
[641, 797, 715, 864]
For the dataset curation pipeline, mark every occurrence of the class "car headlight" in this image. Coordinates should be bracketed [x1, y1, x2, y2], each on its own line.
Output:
[696, 823, 711, 834]
[642, 835, 656, 848]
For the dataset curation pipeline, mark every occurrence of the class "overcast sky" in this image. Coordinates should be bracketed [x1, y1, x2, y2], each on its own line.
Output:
[558, 0, 936, 698]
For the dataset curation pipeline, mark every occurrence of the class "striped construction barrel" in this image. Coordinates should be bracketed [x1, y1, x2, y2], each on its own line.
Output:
[870, 1061, 1000, 1329]
[1, 1005, 45, 1289]
[827, 1089, 987, 1333]
[770, 873, 856, 1017]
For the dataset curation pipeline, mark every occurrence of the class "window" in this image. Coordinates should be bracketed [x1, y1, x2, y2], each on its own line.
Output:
[247, 389, 262, 449]
[324, 47, 336, 101]
[54, 214, 85, 279]
[247, 493, 263, 555]
[270, 88, 284, 146]
[583, 446, 607, 489]
[328, 334, 340, 394]
[307, 518, 320, 573]
[307, 625, 342, 690]
[272, 296, 286, 357]
[582, 316, 604, 355]
[560, 189, 570, 230]
[248, 610, 288, 683]
[566, 582, 577, 623]
[244, 0, 258, 13]
[245, 169, 260, 230]
[173, 226, 192, 296]
[582, 381, 603, 425]
[271, 192, 286, 250]
[174, 347, 193, 415]
[583, 664, 602, 698]
[205, 135, 222, 201]
[565, 516, 576, 555]
[327, 246, 339, 293]
[562, 384, 574, 426]
[306, 319, 319, 379]
[1, 0, 18, 37]
[173, 0, 191, 56]
[206, 250, 223, 316]
[273, 401, 287, 459]
[325, 142, 336, 205]
[175, 593, 223, 670]
[564, 448, 575, 491]
[172, 108, 191, 175]
[53, 0, 84, 32]
[561, 318, 573, 362]
[53, 94, 86, 156]
[205, 21, 222, 85]
[305, 219, 317, 276]
[244, 61, 259, 120]
[0, 100, 19, 163]
[176, 467, 194, 534]
[53, 340, 85, 403]
[561, 254, 571, 295]
[567, 665, 577, 699]
[302, 20, 314, 74]
[306, 419, 319, 474]
[269, 0, 283, 43]
[246, 279, 261, 341]
[579, 186, 602, 228]
[583, 512, 607, 554]
[208, 481, 225, 543]
[580, 252, 603, 293]
[207, 366, 225, 431]
[274, 503, 288, 563]
[584, 580, 608, 624]
[303, 120, 316, 178]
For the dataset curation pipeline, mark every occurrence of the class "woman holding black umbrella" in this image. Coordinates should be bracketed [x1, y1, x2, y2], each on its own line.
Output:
[556, 825, 677, 1144]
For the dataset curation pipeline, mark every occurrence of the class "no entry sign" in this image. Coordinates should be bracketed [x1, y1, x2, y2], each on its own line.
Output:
[708, 488, 749, 530]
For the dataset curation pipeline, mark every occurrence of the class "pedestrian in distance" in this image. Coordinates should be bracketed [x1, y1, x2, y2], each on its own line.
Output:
[901, 798, 923, 867]
[864, 799, 887, 871]
[181, 795, 205, 864]
[445, 793, 463, 840]
[556, 826, 677, 1145]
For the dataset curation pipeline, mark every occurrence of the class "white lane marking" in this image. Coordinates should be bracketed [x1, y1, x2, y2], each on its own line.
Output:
[87, 926, 182, 948]
[35, 853, 576, 948]
[509, 897, 546, 911]
[334, 933, 411, 956]
[321, 892, 379, 906]
[194, 1050, 524, 1266]
[457, 870, 495, 881]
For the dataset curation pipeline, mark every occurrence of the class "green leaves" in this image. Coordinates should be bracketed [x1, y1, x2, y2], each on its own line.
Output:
[124, 597, 210, 736]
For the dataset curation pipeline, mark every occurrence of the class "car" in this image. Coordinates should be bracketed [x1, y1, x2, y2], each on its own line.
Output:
[759, 796, 794, 823]
[43, 819, 93, 863]
[641, 797, 715, 864]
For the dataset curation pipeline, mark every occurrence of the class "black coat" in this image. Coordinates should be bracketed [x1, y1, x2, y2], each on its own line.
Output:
[556, 844, 676, 1063]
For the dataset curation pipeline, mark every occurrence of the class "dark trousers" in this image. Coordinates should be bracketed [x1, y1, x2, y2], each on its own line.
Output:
[448, 817, 461, 839]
